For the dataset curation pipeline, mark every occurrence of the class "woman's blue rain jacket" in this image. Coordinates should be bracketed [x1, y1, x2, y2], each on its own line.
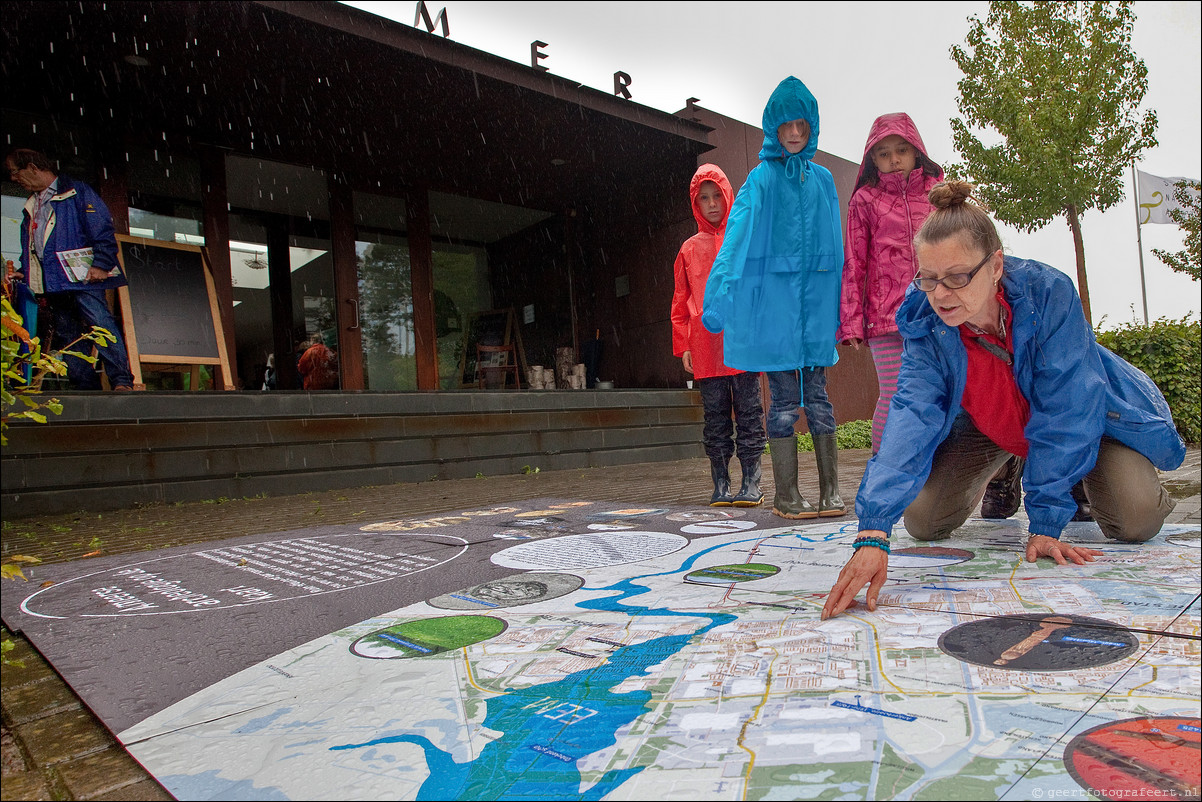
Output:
[856, 256, 1186, 540]
[701, 76, 844, 371]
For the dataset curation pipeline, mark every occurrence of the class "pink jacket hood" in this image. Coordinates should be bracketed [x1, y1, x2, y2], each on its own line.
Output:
[855, 112, 942, 187]
[690, 163, 734, 236]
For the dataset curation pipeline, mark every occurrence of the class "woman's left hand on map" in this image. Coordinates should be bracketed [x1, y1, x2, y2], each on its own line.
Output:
[1025, 534, 1103, 565]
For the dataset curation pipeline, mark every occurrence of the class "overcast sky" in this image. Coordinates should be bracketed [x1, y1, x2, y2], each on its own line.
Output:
[344, 1, 1201, 329]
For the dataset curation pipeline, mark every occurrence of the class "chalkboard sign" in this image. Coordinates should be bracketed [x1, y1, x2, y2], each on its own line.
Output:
[458, 308, 527, 387]
[115, 236, 233, 389]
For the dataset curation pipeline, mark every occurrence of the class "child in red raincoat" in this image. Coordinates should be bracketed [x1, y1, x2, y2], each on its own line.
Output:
[671, 164, 766, 506]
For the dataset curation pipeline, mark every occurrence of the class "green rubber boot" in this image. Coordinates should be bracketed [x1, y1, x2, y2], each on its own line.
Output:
[813, 433, 846, 517]
[769, 436, 818, 519]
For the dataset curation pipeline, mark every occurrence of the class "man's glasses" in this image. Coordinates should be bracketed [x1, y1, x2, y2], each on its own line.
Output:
[912, 250, 996, 293]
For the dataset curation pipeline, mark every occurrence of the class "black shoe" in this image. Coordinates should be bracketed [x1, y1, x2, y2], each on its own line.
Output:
[981, 456, 1024, 519]
[1070, 480, 1093, 522]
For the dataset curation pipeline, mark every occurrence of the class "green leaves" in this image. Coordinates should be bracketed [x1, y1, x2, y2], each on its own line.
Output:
[952, 1, 1156, 229]
[1, 296, 113, 446]
[950, 1, 1158, 325]
[1151, 179, 1201, 281]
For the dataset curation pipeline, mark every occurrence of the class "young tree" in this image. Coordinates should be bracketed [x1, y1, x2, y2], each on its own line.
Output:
[1151, 179, 1201, 282]
[950, 1, 1158, 323]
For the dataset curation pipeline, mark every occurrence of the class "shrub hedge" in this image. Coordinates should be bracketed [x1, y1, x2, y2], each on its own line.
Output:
[1096, 315, 1200, 444]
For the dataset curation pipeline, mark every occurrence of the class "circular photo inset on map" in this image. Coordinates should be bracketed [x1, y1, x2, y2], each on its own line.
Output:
[491, 531, 687, 570]
[1063, 716, 1201, 801]
[350, 615, 507, 659]
[889, 546, 975, 569]
[680, 520, 759, 535]
[684, 563, 780, 585]
[428, 573, 584, 611]
[665, 509, 747, 523]
[938, 613, 1140, 672]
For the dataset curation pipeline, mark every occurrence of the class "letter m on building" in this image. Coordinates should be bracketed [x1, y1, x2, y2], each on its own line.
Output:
[414, 1, 449, 37]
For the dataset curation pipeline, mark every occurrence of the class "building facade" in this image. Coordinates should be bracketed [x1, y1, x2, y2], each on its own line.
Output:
[2, 0, 869, 411]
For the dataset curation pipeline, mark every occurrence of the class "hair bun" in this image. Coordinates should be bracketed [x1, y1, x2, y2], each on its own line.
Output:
[928, 180, 975, 210]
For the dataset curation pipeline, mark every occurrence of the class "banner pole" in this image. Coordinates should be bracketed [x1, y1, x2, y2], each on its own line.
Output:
[1131, 163, 1150, 325]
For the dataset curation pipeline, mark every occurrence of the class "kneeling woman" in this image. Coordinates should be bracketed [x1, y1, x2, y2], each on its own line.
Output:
[823, 181, 1184, 620]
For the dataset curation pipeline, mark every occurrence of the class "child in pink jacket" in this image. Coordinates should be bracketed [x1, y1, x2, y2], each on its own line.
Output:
[672, 164, 766, 506]
[837, 113, 943, 454]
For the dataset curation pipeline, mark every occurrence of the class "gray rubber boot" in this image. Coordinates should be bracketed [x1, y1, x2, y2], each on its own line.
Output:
[709, 456, 734, 506]
[769, 436, 818, 519]
[813, 433, 846, 517]
[732, 456, 764, 507]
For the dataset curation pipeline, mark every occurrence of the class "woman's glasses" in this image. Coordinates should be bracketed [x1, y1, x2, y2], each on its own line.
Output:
[913, 250, 996, 292]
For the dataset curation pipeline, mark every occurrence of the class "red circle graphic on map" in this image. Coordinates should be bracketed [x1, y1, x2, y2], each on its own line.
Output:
[1063, 716, 1201, 801]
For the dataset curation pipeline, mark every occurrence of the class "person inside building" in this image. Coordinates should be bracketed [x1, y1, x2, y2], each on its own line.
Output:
[671, 163, 766, 506]
[822, 180, 1184, 621]
[6, 148, 134, 391]
[702, 75, 845, 520]
[297, 333, 339, 391]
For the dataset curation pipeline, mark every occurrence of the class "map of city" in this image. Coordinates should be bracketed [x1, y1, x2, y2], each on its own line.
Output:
[83, 501, 1198, 802]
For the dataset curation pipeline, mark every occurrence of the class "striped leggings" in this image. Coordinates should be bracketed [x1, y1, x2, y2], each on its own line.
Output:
[868, 334, 904, 454]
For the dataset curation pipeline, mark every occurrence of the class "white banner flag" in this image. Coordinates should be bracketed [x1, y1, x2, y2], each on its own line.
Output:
[1136, 169, 1198, 225]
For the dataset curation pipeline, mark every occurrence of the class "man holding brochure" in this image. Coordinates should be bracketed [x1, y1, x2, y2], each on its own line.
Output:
[6, 148, 134, 390]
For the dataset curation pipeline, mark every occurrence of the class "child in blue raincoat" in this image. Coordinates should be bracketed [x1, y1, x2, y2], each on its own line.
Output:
[703, 76, 845, 520]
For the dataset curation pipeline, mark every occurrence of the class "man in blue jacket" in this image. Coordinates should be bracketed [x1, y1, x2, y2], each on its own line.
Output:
[6, 148, 134, 390]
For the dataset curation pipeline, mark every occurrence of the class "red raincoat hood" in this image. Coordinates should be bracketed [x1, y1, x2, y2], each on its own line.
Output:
[855, 112, 942, 186]
[690, 163, 734, 236]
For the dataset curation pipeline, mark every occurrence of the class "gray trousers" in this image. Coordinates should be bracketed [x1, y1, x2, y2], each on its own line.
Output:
[904, 416, 1175, 543]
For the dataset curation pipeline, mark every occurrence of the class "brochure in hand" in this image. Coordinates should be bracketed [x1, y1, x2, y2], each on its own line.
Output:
[56, 247, 95, 282]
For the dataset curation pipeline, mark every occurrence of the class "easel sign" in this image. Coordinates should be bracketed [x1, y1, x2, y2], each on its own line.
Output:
[458, 307, 528, 388]
[115, 235, 234, 390]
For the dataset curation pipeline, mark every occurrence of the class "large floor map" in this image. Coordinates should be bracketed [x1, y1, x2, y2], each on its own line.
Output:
[4, 500, 1199, 801]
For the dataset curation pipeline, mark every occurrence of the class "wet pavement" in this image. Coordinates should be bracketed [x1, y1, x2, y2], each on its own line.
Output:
[2, 446, 1198, 801]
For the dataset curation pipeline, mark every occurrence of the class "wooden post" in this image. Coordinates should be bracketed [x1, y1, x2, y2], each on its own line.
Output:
[329, 178, 364, 389]
[266, 218, 297, 390]
[200, 146, 238, 389]
[408, 185, 438, 390]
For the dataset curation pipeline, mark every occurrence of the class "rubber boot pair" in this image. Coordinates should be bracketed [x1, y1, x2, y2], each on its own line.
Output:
[709, 456, 764, 507]
[981, 455, 1024, 519]
[769, 435, 845, 519]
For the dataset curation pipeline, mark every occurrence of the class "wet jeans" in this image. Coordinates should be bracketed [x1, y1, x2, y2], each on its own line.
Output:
[765, 367, 836, 439]
[698, 372, 766, 462]
[904, 414, 1175, 542]
[46, 288, 135, 390]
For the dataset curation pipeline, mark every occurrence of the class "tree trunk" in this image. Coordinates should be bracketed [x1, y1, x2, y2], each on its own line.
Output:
[1065, 203, 1092, 325]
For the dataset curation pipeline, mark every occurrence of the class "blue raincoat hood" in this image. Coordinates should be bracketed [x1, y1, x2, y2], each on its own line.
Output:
[758, 76, 820, 165]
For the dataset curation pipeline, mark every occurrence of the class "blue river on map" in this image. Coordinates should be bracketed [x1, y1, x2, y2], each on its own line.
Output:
[327, 533, 845, 800]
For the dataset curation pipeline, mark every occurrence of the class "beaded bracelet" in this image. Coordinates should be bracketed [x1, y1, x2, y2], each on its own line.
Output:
[852, 536, 890, 554]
